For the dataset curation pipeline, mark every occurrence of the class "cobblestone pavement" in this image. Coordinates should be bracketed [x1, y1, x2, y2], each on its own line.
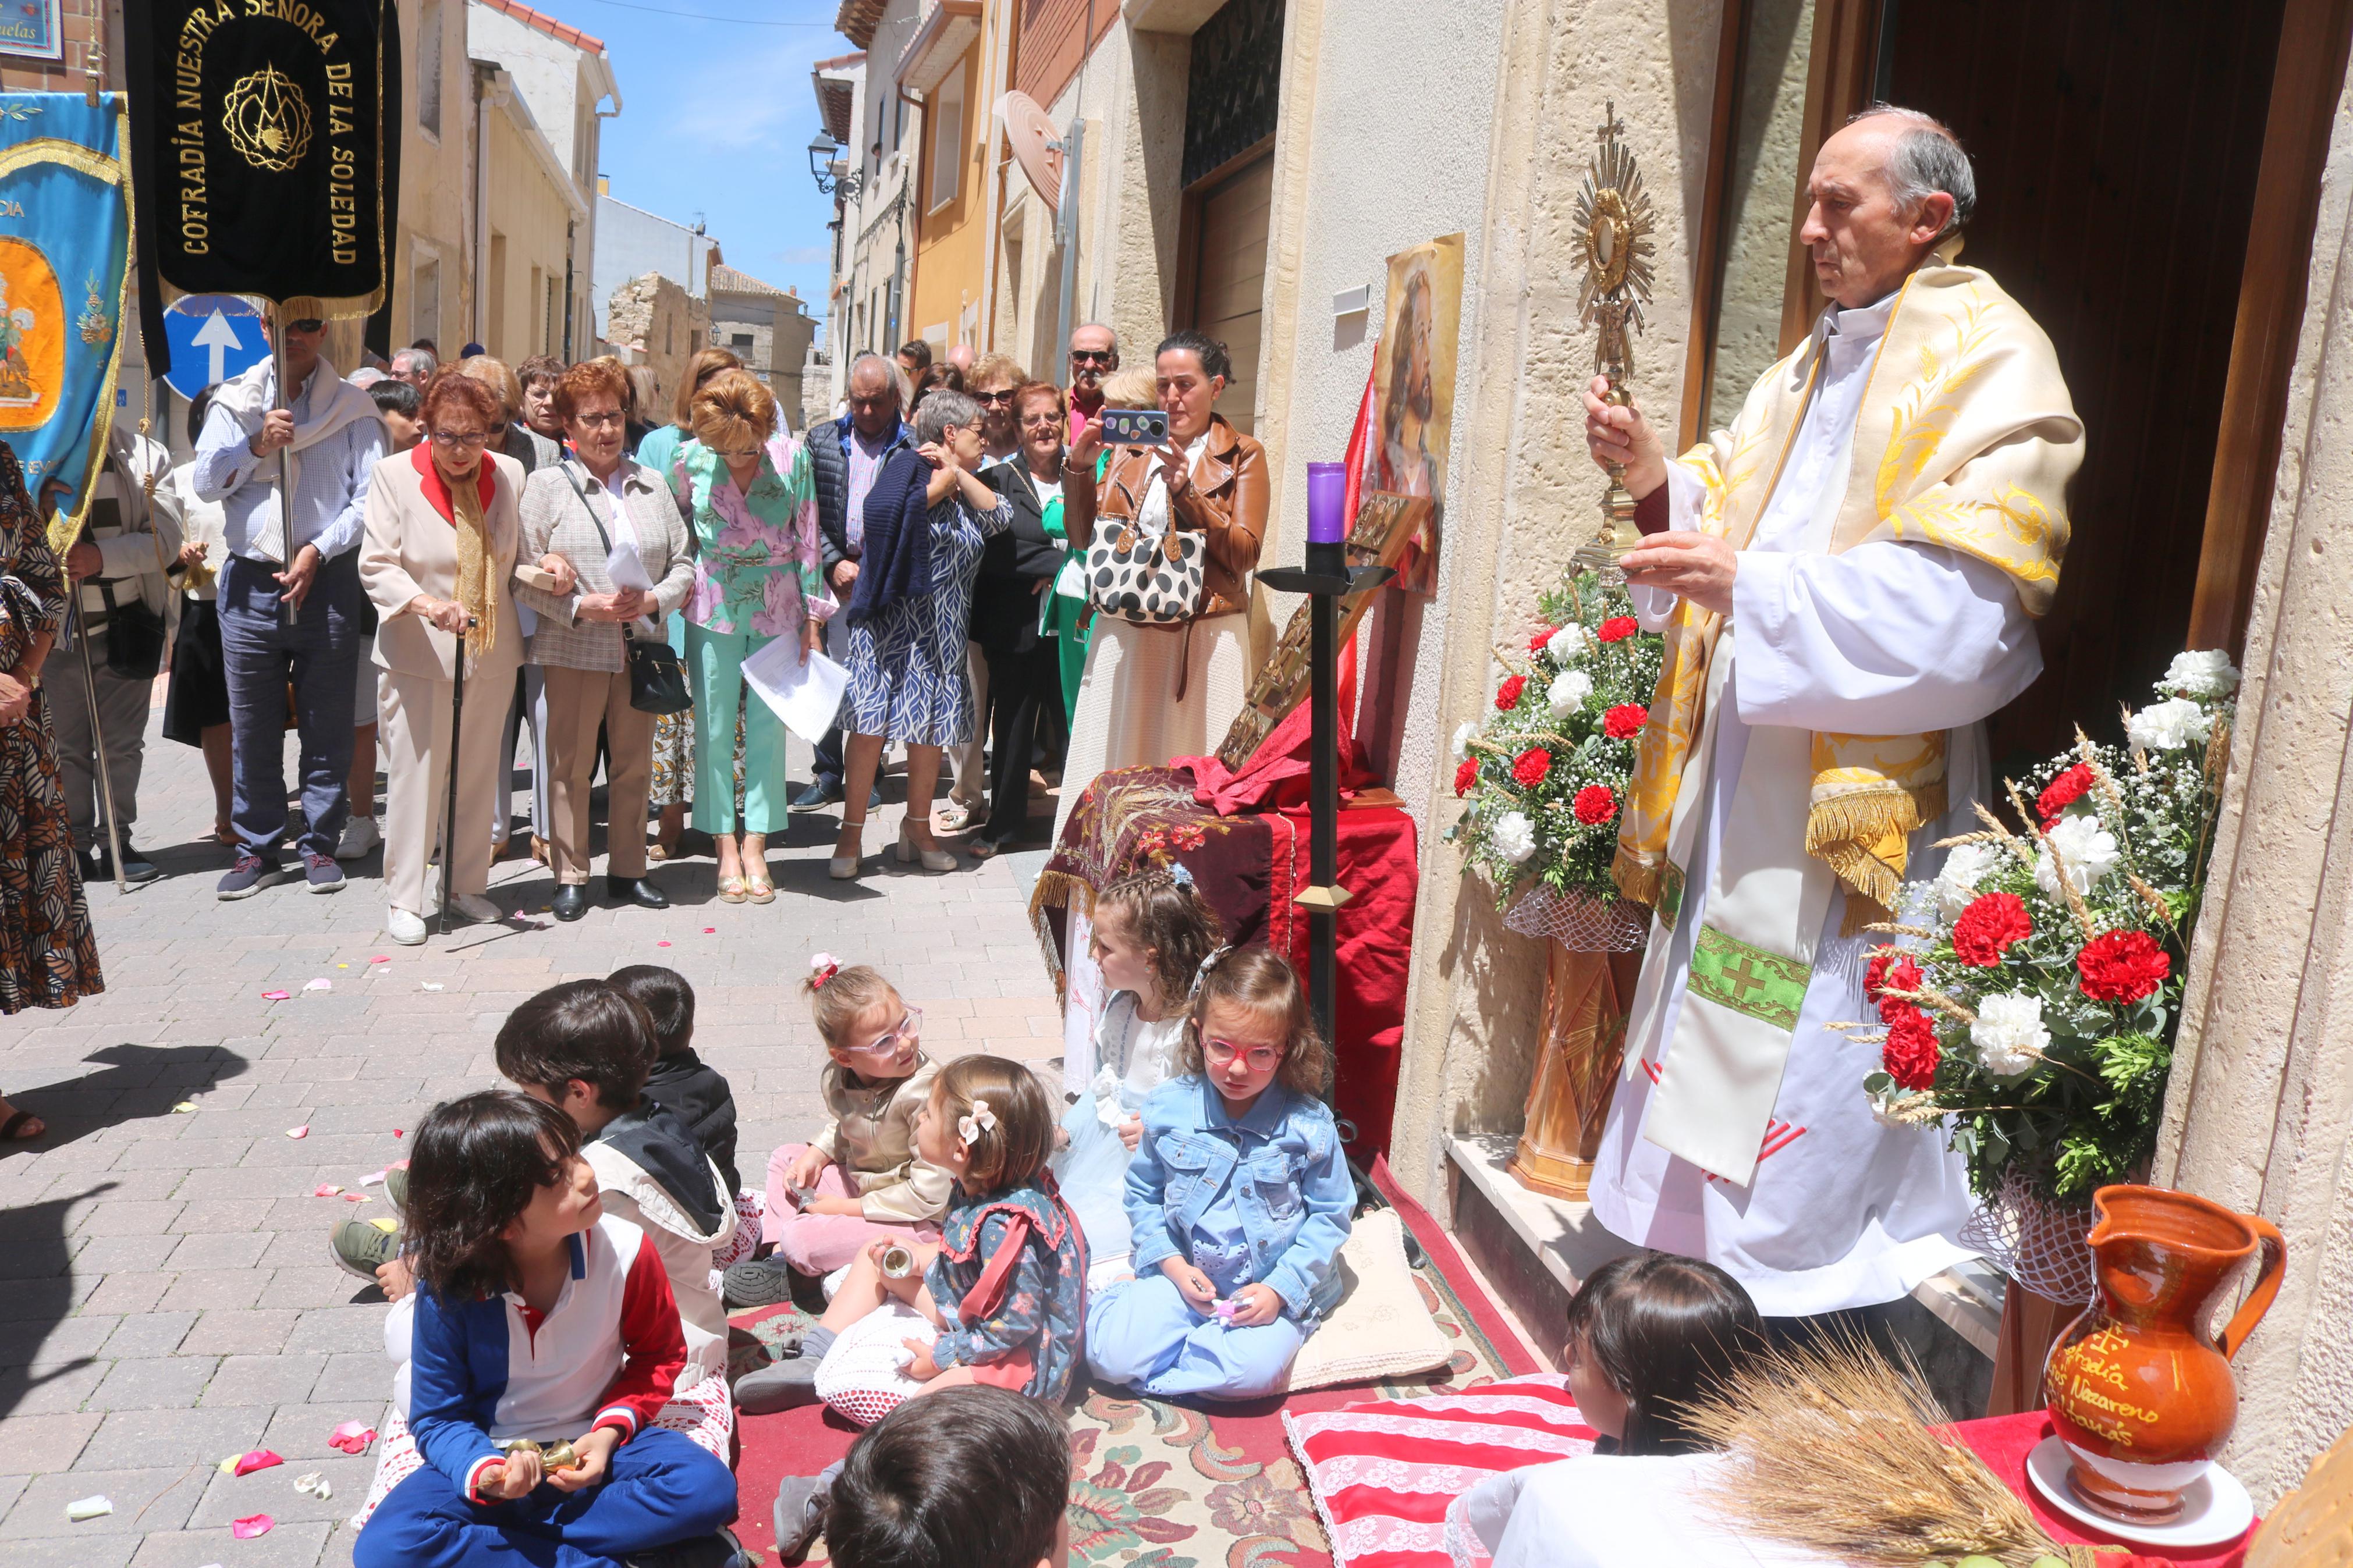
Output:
[0, 701, 1060, 1566]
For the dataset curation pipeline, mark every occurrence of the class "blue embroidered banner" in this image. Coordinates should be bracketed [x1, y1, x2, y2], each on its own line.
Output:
[0, 93, 132, 553]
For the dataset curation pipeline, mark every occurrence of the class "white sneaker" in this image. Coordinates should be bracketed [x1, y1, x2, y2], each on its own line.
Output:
[386, 905, 427, 946]
[450, 893, 503, 923]
[336, 816, 381, 861]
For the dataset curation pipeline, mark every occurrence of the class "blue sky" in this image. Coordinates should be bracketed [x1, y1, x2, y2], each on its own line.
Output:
[555, 0, 848, 314]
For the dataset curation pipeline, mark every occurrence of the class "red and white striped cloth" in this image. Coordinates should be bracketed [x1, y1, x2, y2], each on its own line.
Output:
[1284, 1375, 1598, 1568]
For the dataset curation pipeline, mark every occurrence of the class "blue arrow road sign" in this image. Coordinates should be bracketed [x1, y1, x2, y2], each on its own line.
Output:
[161, 295, 267, 401]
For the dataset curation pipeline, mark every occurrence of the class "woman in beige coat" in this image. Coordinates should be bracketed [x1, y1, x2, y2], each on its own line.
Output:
[361, 372, 524, 945]
[514, 358, 695, 921]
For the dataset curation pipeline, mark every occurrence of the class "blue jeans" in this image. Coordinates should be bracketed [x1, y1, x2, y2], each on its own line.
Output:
[354, 1427, 737, 1568]
[218, 551, 364, 861]
[1087, 1274, 1306, 1401]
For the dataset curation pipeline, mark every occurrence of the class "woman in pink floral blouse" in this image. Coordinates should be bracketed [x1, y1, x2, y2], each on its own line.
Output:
[669, 371, 830, 903]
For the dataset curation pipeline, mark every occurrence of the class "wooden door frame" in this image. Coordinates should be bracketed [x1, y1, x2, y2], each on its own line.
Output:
[2187, 0, 2353, 652]
[1774, 0, 1882, 355]
[1171, 134, 1277, 337]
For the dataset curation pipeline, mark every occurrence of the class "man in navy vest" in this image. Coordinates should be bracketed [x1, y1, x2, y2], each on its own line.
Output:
[794, 353, 915, 811]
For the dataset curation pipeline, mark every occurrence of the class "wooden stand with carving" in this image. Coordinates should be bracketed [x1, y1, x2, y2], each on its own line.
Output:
[1510, 944, 1642, 1202]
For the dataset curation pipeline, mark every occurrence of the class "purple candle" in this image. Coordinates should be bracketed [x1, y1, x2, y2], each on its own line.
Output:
[1306, 461, 1346, 544]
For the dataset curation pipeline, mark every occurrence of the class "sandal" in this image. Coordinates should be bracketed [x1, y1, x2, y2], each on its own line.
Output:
[716, 875, 748, 905]
[2, 1107, 45, 1142]
[745, 872, 776, 904]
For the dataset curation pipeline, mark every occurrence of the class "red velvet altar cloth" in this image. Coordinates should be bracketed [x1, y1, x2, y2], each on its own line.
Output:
[1950, 1413, 2255, 1566]
[1030, 764, 1418, 1159]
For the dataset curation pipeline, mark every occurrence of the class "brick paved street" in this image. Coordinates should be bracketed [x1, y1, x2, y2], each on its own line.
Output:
[0, 701, 1060, 1566]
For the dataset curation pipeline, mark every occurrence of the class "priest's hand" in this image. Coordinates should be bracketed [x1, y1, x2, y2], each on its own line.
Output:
[1583, 375, 1667, 500]
[1620, 531, 1737, 615]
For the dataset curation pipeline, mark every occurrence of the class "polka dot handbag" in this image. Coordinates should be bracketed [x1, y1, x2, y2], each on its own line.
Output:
[1085, 520, 1206, 625]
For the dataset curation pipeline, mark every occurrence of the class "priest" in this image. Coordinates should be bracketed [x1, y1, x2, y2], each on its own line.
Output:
[1581, 106, 2083, 1317]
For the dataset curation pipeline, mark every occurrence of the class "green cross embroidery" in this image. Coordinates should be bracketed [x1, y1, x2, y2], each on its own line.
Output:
[1689, 925, 1809, 1032]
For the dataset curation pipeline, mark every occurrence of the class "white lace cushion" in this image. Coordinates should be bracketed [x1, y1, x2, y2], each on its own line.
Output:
[813, 1301, 940, 1428]
[1286, 1209, 1453, 1393]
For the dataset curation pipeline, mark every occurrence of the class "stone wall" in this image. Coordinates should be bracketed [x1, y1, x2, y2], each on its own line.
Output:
[2153, 64, 2353, 1511]
[605, 272, 709, 419]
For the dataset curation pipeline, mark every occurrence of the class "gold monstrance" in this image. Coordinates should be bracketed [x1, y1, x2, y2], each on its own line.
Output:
[1569, 102, 1657, 574]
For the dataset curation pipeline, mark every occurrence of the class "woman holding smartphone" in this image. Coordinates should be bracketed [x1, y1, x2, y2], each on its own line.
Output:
[1058, 330, 1269, 833]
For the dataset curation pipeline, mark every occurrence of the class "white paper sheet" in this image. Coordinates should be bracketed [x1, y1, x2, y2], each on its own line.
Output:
[605, 531, 656, 592]
[741, 635, 850, 743]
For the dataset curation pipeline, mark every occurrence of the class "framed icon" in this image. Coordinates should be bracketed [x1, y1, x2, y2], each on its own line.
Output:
[0, 1, 64, 64]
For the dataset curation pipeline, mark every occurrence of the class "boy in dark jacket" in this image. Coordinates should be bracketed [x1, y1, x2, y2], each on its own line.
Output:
[611, 964, 741, 1192]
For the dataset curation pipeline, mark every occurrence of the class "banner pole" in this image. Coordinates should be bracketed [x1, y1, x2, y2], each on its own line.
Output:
[269, 304, 297, 629]
[67, 599, 128, 894]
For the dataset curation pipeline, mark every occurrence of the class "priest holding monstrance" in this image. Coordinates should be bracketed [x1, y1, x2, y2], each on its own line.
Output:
[1582, 107, 2084, 1317]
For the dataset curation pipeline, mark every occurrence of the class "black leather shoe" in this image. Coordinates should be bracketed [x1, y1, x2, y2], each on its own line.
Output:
[550, 884, 590, 922]
[608, 875, 669, 910]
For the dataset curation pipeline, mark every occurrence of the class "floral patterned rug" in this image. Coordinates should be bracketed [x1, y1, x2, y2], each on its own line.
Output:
[729, 1177, 1532, 1568]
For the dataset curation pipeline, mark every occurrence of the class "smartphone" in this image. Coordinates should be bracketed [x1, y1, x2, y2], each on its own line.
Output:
[1101, 408, 1169, 447]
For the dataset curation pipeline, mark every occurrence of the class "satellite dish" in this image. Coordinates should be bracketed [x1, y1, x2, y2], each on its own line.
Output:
[998, 90, 1064, 212]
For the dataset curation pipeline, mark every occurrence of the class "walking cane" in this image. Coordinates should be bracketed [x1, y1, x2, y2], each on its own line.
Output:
[65, 596, 128, 894]
[438, 614, 475, 936]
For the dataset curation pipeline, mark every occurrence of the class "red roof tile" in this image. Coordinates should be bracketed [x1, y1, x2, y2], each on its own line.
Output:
[475, 0, 606, 55]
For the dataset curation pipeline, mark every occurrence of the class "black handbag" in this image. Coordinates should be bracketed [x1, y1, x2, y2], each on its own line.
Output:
[94, 579, 166, 680]
[560, 465, 691, 715]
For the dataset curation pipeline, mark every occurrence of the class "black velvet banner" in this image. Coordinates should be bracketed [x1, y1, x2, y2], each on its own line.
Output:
[122, 0, 401, 378]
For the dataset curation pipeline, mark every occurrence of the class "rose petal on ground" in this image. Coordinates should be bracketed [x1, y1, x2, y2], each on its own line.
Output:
[172, 1101, 197, 1114]
[327, 1421, 377, 1455]
[313, 1185, 342, 1198]
[420, 982, 443, 991]
[702, 927, 716, 934]
[370, 955, 391, 963]
[261, 990, 290, 1001]
[231, 1514, 273, 1539]
[336, 963, 348, 969]
[293, 1471, 332, 1499]
[360, 1170, 386, 1185]
[65, 1495, 111, 1521]
[303, 979, 331, 992]
[285, 1126, 308, 1139]
[343, 1192, 367, 1203]
[232, 1450, 283, 1477]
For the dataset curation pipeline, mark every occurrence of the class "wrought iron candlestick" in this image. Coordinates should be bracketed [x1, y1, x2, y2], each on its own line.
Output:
[1570, 103, 1658, 575]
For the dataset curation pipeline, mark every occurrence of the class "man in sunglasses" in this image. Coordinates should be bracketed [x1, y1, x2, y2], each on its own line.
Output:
[1064, 323, 1118, 447]
[191, 314, 388, 899]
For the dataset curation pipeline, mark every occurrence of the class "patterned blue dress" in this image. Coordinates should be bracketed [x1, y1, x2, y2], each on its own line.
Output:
[925, 1175, 1088, 1404]
[844, 491, 1011, 746]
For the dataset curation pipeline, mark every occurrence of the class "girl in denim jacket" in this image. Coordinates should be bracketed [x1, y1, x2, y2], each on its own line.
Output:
[1088, 947, 1355, 1400]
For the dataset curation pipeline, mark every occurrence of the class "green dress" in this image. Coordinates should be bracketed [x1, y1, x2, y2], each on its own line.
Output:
[1040, 462, 1095, 726]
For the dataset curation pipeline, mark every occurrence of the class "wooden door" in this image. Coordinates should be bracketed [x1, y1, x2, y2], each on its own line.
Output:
[1181, 152, 1272, 435]
[1879, 0, 2285, 769]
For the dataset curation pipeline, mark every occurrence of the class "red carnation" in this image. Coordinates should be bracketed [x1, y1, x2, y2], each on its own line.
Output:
[1454, 758, 1479, 797]
[1882, 1005, 1942, 1091]
[1528, 626, 1556, 654]
[2038, 763, 2096, 827]
[1573, 785, 1617, 825]
[1512, 748, 1552, 788]
[1495, 675, 1527, 711]
[2077, 928, 2171, 1004]
[1603, 703, 1649, 740]
[1952, 892, 2032, 968]
[1598, 616, 1639, 643]
[1865, 950, 1923, 1021]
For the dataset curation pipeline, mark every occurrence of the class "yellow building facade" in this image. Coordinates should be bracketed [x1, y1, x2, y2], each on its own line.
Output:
[900, 0, 1002, 358]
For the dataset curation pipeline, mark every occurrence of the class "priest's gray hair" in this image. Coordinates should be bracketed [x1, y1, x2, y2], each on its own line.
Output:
[914, 387, 979, 446]
[1849, 104, 1976, 239]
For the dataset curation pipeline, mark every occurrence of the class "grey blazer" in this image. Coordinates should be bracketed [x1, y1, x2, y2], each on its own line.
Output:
[514, 457, 694, 673]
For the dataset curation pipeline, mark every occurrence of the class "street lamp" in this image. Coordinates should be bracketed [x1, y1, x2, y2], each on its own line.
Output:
[808, 131, 860, 199]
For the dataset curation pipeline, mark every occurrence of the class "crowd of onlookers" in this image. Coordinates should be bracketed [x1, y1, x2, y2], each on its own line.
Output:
[43, 316, 1272, 946]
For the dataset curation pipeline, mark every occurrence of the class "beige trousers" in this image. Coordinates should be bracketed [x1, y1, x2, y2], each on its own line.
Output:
[949, 638, 989, 808]
[380, 663, 510, 915]
[544, 663, 654, 884]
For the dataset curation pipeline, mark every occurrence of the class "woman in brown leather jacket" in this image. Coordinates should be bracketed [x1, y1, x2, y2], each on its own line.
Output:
[1057, 330, 1270, 831]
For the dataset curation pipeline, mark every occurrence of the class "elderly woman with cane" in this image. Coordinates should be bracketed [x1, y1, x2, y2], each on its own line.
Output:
[361, 372, 524, 945]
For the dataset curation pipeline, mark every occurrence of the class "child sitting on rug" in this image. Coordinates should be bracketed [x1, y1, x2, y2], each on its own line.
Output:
[352, 1090, 746, 1568]
[723, 958, 952, 1309]
[1087, 947, 1355, 1402]
[737, 1053, 1086, 1415]
[1450, 1251, 1768, 1567]
[773, 1384, 1073, 1566]
[1051, 865, 1225, 1281]
[612, 963, 762, 1279]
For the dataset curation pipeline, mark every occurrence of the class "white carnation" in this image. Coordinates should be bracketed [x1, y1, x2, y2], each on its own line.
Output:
[1546, 623, 1592, 664]
[2035, 812, 2119, 899]
[1451, 720, 1478, 759]
[1969, 991, 2050, 1077]
[2125, 696, 2213, 752]
[2163, 649, 2240, 700]
[1933, 842, 2003, 922]
[1547, 669, 1592, 717]
[1491, 810, 1538, 865]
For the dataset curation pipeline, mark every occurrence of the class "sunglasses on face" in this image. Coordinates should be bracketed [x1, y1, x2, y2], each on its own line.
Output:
[975, 389, 1017, 405]
[1069, 350, 1114, 365]
[287, 318, 325, 333]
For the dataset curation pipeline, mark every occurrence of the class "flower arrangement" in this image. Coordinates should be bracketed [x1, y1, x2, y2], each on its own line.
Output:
[1857, 650, 2239, 1206]
[1445, 572, 1665, 909]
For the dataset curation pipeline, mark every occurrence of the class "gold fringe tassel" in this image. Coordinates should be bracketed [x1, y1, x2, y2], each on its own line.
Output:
[1611, 851, 1662, 908]
[1805, 780, 1947, 923]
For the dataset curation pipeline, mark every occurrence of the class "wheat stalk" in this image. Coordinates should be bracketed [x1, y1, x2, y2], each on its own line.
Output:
[2007, 778, 2099, 942]
[1686, 1333, 2090, 1567]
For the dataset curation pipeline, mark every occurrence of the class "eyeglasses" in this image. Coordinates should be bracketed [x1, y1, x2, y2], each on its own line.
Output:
[1204, 1037, 1283, 1072]
[287, 318, 324, 333]
[975, 388, 1017, 406]
[1068, 349, 1115, 365]
[429, 429, 491, 449]
[1019, 413, 1062, 429]
[834, 1006, 924, 1058]
[572, 410, 626, 429]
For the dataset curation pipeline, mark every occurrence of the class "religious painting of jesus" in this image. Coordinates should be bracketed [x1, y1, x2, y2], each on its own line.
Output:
[1368, 233, 1463, 595]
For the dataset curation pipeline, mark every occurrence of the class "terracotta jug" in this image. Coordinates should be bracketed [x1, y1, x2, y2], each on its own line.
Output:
[2043, 1184, 2287, 1524]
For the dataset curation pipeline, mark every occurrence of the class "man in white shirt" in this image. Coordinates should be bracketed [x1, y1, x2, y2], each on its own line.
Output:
[1581, 107, 2084, 1318]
